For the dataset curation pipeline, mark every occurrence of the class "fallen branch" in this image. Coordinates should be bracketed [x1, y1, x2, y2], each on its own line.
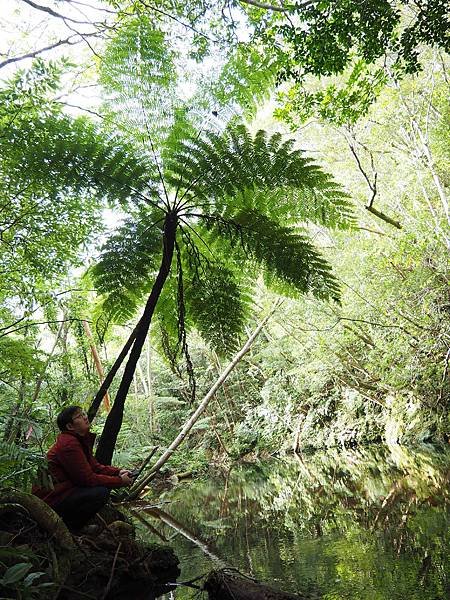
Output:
[127, 303, 280, 499]
[204, 568, 307, 600]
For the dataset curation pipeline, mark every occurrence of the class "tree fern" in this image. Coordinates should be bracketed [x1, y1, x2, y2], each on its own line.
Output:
[0, 112, 152, 208]
[90, 211, 163, 323]
[2, 52, 355, 460]
[167, 124, 354, 229]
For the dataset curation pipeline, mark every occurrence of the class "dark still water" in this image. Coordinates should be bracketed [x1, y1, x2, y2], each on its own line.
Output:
[132, 445, 450, 599]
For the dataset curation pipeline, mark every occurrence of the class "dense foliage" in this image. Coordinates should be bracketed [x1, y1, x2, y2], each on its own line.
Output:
[0, 2, 448, 597]
[0, 0, 448, 487]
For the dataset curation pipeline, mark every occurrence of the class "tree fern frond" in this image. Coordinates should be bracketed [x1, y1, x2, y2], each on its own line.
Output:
[97, 289, 142, 325]
[0, 113, 154, 208]
[209, 46, 277, 119]
[165, 124, 354, 228]
[90, 213, 163, 323]
[152, 272, 184, 369]
[186, 261, 252, 356]
[204, 208, 341, 302]
[100, 15, 180, 148]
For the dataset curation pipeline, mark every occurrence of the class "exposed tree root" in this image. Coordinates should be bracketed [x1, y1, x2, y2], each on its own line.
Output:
[0, 488, 179, 600]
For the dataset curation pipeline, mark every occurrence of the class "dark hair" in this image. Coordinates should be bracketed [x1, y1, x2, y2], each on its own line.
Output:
[56, 405, 82, 432]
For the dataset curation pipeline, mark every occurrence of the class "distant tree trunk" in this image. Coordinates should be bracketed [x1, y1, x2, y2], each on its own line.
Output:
[87, 326, 137, 422]
[82, 320, 110, 411]
[127, 304, 279, 497]
[60, 320, 73, 404]
[95, 213, 177, 464]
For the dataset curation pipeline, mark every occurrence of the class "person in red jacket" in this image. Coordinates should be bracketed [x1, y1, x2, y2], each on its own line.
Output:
[33, 405, 133, 531]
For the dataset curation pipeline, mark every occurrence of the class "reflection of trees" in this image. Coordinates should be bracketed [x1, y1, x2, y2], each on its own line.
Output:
[272, 446, 450, 540]
[136, 446, 450, 599]
[143, 506, 228, 568]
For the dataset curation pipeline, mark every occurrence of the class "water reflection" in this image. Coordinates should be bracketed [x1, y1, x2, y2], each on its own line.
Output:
[132, 445, 450, 599]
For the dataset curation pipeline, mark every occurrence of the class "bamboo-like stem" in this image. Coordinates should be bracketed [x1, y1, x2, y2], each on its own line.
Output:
[82, 320, 110, 411]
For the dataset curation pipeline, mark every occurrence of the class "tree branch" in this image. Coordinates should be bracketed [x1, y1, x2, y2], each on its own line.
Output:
[346, 133, 402, 229]
[20, 0, 98, 25]
[0, 317, 91, 338]
[137, 0, 218, 43]
[238, 0, 295, 12]
[0, 36, 79, 70]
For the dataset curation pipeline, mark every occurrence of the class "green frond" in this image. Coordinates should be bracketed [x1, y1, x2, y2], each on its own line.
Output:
[90, 213, 163, 323]
[166, 124, 354, 229]
[100, 15, 179, 147]
[210, 46, 277, 119]
[204, 208, 341, 302]
[0, 112, 153, 208]
[0, 440, 45, 489]
[186, 260, 253, 356]
[152, 273, 182, 365]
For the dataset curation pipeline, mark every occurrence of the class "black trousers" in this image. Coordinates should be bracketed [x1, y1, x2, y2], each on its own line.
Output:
[54, 486, 110, 530]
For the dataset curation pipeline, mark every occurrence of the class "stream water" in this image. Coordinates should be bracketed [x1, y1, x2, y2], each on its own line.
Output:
[132, 444, 450, 599]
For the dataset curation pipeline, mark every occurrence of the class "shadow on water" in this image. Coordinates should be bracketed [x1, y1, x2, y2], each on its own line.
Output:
[130, 444, 450, 599]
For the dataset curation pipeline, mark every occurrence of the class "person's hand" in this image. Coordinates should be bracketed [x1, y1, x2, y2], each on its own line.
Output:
[119, 469, 131, 477]
[120, 472, 134, 486]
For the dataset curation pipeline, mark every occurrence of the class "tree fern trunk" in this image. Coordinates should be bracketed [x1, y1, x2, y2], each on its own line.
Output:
[95, 213, 177, 464]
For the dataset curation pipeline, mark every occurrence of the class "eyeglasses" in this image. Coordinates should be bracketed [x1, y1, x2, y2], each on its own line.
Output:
[72, 411, 87, 421]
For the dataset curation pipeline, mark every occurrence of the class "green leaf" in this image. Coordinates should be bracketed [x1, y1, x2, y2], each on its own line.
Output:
[1, 562, 32, 585]
[23, 571, 45, 587]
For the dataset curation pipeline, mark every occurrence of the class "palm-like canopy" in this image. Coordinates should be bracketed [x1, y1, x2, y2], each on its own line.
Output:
[91, 123, 353, 355]
[0, 15, 353, 462]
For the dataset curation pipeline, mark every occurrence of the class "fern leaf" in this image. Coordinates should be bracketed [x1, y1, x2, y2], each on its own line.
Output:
[166, 124, 354, 229]
[91, 211, 163, 323]
[185, 259, 252, 356]
[203, 208, 341, 302]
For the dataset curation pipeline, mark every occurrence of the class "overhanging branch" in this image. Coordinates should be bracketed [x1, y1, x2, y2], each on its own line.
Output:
[0, 36, 77, 70]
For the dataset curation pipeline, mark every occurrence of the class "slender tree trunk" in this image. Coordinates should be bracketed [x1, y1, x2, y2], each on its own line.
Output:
[136, 363, 148, 397]
[32, 321, 65, 406]
[146, 338, 155, 433]
[128, 304, 278, 497]
[95, 213, 178, 464]
[3, 378, 26, 443]
[87, 326, 137, 422]
[83, 320, 110, 411]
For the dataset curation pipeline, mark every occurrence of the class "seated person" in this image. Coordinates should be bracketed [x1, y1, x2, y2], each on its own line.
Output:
[33, 405, 133, 531]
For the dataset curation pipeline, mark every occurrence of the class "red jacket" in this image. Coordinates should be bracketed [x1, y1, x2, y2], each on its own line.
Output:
[33, 431, 125, 507]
